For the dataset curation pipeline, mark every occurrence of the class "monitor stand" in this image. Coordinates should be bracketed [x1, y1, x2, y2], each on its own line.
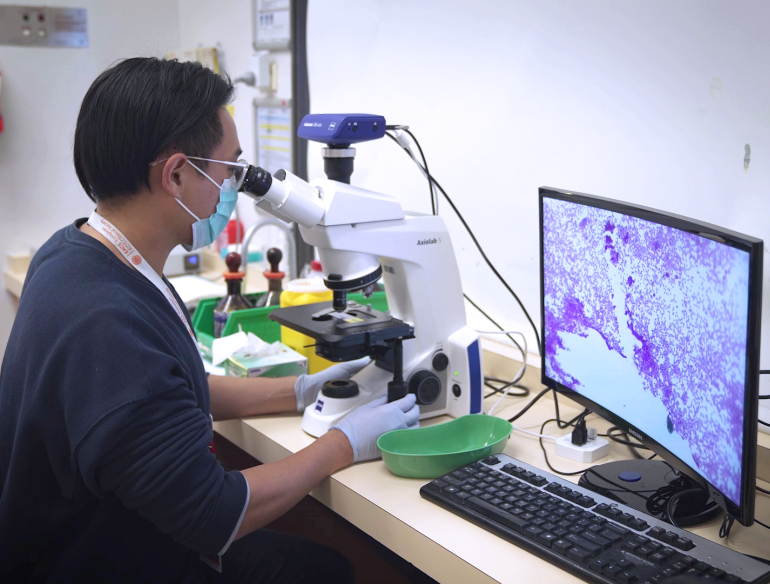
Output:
[578, 459, 721, 527]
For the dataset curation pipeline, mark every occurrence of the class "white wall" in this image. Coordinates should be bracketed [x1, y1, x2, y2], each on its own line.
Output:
[3, 0, 770, 369]
[305, 0, 770, 365]
[0, 0, 181, 355]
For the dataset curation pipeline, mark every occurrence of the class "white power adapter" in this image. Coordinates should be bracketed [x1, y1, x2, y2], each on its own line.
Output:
[555, 432, 610, 463]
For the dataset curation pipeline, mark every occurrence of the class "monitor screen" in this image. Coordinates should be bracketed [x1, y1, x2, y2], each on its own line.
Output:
[540, 188, 762, 521]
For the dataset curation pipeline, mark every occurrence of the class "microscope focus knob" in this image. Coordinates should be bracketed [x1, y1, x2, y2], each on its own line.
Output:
[409, 370, 441, 405]
[321, 379, 360, 399]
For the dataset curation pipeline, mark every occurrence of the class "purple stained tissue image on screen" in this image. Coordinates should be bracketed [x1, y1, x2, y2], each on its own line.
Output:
[543, 197, 750, 505]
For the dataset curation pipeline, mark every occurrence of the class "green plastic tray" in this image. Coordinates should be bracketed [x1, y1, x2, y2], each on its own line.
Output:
[377, 415, 512, 479]
[191, 290, 389, 359]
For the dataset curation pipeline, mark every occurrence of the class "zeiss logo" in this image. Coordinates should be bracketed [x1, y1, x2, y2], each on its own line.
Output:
[303, 122, 323, 128]
[315, 400, 324, 412]
[417, 237, 441, 246]
[628, 428, 642, 440]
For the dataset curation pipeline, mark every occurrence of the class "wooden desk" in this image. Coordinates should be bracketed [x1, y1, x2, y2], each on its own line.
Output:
[214, 350, 770, 584]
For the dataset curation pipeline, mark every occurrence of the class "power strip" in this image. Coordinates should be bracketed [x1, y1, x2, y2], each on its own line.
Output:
[555, 433, 610, 463]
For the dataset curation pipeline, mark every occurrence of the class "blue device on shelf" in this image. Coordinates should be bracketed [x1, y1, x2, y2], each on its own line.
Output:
[298, 114, 386, 146]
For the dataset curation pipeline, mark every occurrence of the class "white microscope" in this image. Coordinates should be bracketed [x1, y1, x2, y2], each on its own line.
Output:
[238, 114, 483, 437]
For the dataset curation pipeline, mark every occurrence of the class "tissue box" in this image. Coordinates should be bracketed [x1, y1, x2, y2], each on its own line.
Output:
[225, 343, 308, 378]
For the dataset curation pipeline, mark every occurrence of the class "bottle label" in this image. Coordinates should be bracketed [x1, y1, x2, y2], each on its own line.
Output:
[214, 311, 229, 338]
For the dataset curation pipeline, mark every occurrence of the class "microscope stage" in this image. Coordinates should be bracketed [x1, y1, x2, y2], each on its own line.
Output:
[268, 302, 415, 362]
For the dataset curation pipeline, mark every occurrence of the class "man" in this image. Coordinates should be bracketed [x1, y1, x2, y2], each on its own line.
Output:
[0, 57, 419, 582]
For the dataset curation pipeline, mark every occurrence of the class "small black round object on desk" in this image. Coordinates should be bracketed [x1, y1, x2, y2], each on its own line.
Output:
[321, 379, 360, 399]
[432, 352, 449, 372]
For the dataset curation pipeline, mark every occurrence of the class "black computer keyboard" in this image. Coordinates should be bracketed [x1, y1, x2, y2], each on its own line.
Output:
[420, 453, 770, 584]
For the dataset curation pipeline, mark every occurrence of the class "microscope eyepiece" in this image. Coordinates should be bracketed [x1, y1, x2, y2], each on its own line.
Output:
[239, 165, 272, 197]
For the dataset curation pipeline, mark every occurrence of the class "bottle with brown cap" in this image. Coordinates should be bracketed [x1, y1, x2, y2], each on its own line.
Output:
[213, 252, 254, 338]
[255, 247, 285, 308]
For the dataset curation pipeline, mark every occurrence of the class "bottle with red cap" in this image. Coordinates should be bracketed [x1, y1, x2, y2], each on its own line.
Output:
[255, 247, 285, 307]
[213, 252, 254, 337]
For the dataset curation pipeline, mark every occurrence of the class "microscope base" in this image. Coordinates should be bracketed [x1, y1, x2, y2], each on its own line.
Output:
[301, 386, 385, 437]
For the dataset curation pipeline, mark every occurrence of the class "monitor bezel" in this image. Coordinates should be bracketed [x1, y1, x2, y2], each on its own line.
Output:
[539, 186, 763, 526]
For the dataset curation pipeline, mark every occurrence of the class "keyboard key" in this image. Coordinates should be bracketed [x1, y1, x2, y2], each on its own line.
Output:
[581, 531, 611, 550]
[467, 497, 530, 533]
[576, 496, 596, 507]
[426, 479, 448, 492]
[443, 476, 466, 487]
[600, 529, 624, 544]
[489, 498, 503, 506]
[552, 539, 571, 555]
[672, 537, 695, 551]
[603, 564, 624, 579]
[567, 546, 593, 563]
[695, 562, 711, 572]
[537, 532, 559, 547]
[628, 518, 649, 531]
[590, 558, 610, 573]
[659, 531, 678, 544]
[616, 571, 638, 584]
[480, 493, 494, 502]
[618, 512, 635, 526]
[552, 527, 569, 538]
[460, 484, 475, 492]
[724, 575, 745, 583]
[442, 486, 460, 497]
[541, 522, 556, 532]
[452, 490, 472, 503]
[482, 456, 500, 465]
[522, 525, 542, 540]
[622, 541, 641, 553]
[647, 526, 666, 539]
[588, 523, 605, 534]
[616, 559, 635, 570]
[531, 518, 547, 527]
[451, 470, 469, 479]
[708, 568, 726, 578]
[531, 476, 548, 487]
[565, 534, 601, 556]
[595, 502, 611, 513]
[649, 552, 668, 565]
[565, 491, 582, 503]
[661, 568, 678, 578]
[470, 489, 484, 497]
[605, 507, 623, 520]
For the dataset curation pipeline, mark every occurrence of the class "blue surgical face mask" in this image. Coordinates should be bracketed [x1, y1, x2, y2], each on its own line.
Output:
[173, 157, 247, 251]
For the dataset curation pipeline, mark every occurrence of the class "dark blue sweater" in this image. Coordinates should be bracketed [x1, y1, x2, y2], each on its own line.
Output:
[0, 220, 248, 582]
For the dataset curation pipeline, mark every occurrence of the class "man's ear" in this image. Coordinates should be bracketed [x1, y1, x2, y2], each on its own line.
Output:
[160, 154, 189, 198]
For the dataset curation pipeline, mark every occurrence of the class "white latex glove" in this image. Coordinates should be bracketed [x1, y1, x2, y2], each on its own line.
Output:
[294, 357, 371, 413]
[331, 394, 421, 463]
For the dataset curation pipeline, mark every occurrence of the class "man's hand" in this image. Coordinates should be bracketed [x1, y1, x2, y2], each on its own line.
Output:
[294, 357, 371, 413]
[331, 394, 420, 462]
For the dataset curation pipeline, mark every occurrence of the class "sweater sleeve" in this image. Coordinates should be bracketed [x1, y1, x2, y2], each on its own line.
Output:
[75, 383, 248, 556]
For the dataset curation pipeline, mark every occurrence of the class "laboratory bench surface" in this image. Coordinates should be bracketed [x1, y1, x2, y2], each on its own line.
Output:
[215, 349, 770, 584]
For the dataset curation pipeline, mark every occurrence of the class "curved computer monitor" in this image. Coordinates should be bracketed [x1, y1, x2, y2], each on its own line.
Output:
[539, 187, 763, 525]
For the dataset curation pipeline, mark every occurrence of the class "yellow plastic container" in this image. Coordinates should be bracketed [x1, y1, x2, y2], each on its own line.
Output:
[280, 278, 334, 373]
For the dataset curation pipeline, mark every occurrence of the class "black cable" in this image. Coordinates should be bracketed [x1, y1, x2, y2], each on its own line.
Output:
[384, 131, 542, 351]
[507, 387, 552, 423]
[664, 488, 701, 528]
[760, 420, 769, 427]
[538, 418, 591, 476]
[756, 518, 770, 530]
[384, 131, 435, 215]
[484, 377, 529, 399]
[760, 370, 770, 374]
[403, 128, 436, 215]
[757, 486, 770, 495]
[719, 514, 735, 539]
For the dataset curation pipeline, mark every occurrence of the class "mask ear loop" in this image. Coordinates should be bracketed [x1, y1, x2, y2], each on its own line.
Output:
[187, 160, 222, 189]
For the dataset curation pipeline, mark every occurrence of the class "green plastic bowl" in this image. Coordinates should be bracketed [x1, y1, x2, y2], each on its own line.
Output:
[377, 415, 512, 479]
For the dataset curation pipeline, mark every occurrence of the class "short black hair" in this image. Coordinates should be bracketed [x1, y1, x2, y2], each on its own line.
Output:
[74, 57, 235, 203]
